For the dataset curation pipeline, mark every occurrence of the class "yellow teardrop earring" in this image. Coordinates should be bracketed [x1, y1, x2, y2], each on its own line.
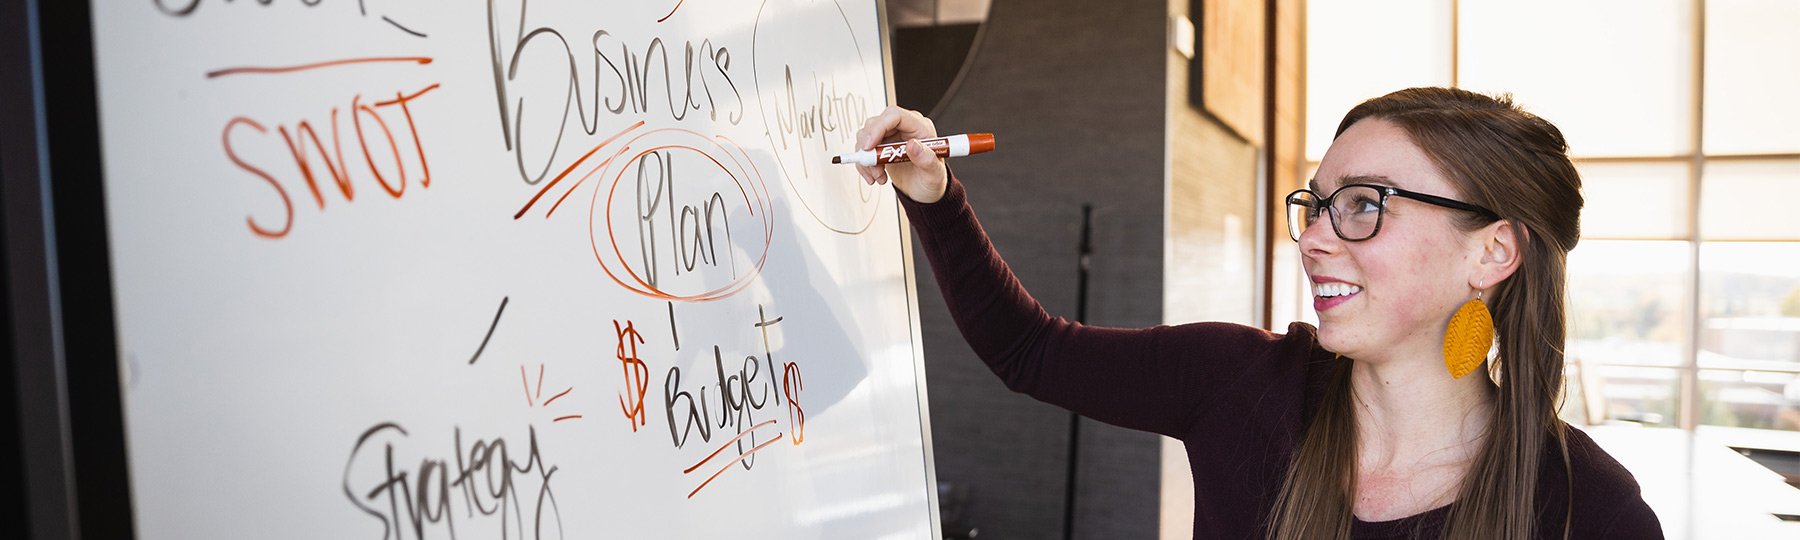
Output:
[1443, 281, 1494, 379]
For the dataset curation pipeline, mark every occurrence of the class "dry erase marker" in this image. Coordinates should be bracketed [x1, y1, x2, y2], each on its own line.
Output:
[830, 133, 996, 166]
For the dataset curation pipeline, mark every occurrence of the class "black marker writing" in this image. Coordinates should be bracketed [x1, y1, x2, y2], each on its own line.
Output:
[468, 296, 510, 365]
[154, 0, 427, 38]
[486, 0, 743, 185]
[343, 423, 563, 540]
[635, 150, 740, 290]
[662, 306, 787, 469]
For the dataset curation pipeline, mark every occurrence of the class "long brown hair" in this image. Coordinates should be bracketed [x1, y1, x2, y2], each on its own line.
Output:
[1267, 87, 1583, 540]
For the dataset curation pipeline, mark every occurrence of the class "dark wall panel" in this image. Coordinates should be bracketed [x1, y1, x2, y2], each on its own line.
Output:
[892, 23, 983, 114]
[913, 0, 1169, 538]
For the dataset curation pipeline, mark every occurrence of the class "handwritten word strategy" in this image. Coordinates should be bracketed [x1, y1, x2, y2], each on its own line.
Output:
[342, 423, 565, 540]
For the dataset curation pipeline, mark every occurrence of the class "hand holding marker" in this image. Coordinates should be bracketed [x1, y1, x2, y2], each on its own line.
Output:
[830, 133, 996, 166]
[848, 107, 990, 204]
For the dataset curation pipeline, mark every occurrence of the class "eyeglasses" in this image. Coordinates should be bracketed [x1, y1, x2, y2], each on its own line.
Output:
[1285, 183, 1500, 242]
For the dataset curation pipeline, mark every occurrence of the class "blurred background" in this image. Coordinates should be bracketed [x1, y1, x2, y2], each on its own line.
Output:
[887, 0, 1800, 538]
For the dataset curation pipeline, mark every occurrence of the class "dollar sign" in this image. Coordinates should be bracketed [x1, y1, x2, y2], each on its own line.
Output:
[783, 362, 805, 446]
[615, 320, 650, 431]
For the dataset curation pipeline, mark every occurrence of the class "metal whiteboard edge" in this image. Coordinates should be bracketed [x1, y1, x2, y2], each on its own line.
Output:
[877, 0, 947, 536]
[3, 0, 78, 536]
[45, 0, 137, 536]
[9, 0, 138, 537]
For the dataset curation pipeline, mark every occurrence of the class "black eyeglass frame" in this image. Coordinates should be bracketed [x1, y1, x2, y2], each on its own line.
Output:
[1285, 183, 1502, 242]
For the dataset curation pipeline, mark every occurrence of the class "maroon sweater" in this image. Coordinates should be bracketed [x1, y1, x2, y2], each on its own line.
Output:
[900, 174, 1663, 539]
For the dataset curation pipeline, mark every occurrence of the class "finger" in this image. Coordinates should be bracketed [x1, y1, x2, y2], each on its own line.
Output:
[858, 106, 940, 150]
[906, 138, 939, 171]
[853, 121, 881, 152]
[892, 109, 938, 143]
[858, 106, 909, 150]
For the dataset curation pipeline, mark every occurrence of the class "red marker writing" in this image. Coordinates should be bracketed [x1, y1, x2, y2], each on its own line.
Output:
[830, 133, 996, 166]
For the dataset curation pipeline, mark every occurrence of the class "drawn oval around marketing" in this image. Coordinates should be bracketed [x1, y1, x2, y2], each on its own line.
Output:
[752, 0, 883, 235]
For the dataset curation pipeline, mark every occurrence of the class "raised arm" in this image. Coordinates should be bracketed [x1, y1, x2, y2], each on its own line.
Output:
[856, 107, 1318, 438]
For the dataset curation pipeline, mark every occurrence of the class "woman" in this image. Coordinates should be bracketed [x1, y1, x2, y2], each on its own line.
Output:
[855, 87, 1661, 539]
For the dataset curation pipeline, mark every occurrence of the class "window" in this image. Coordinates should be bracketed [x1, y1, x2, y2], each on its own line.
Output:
[1301, 0, 1800, 433]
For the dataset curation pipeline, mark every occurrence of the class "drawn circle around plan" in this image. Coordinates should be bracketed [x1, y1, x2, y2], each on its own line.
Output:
[589, 128, 774, 302]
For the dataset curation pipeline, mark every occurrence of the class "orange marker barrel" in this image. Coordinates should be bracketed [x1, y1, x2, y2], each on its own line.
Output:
[830, 133, 995, 166]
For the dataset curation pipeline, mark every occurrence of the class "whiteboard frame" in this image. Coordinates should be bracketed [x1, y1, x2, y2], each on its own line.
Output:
[5, 0, 138, 537]
[873, 0, 948, 536]
[2, 0, 945, 537]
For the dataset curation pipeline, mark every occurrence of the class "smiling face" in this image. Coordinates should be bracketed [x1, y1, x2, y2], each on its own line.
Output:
[1302, 118, 1486, 361]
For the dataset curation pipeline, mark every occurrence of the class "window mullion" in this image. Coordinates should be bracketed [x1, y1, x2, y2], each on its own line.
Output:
[1679, 0, 1707, 432]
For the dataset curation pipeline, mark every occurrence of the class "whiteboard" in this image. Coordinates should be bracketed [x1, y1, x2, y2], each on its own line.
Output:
[88, 1, 937, 538]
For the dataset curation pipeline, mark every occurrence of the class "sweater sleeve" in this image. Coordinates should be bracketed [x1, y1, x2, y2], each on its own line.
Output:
[899, 172, 1306, 439]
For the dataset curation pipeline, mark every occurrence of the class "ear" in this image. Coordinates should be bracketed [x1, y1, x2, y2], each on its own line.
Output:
[1475, 220, 1524, 290]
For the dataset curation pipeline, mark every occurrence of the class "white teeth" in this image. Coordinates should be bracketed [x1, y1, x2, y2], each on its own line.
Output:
[1313, 282, 1363, 298]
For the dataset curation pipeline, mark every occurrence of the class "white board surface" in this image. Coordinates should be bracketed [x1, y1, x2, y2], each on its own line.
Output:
[88, 1, 937, 538]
